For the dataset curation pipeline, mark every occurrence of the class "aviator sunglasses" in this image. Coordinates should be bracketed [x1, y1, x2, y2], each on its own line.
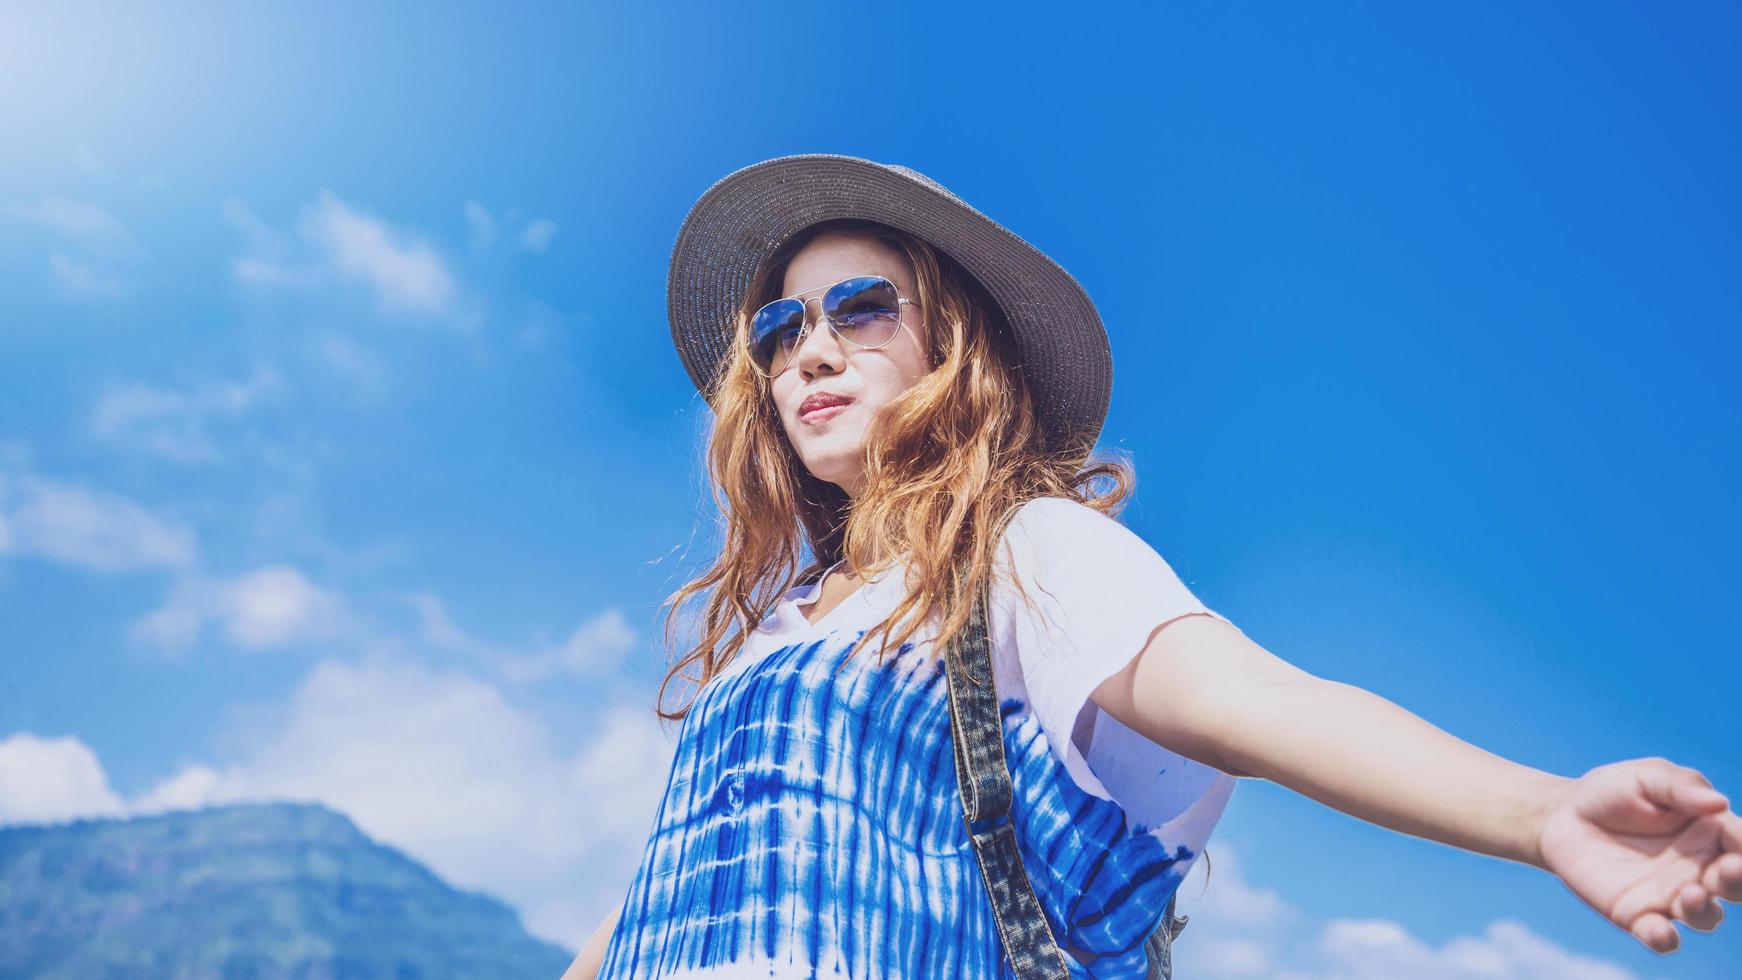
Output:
[747, 274, 919, 378]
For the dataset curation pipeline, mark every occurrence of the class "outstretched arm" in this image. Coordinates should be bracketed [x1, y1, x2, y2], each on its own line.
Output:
[1090, 611, 1741, 953]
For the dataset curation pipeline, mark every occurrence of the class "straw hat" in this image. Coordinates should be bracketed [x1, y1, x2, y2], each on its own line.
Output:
[667, 152, 1113, 457]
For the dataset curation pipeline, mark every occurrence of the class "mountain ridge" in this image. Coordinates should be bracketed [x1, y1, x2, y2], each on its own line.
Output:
[0, 800, 573, 979]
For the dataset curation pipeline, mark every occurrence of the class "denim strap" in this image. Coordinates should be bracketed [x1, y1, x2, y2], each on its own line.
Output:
[944, 563, 1184, 980]
[944, 576, 1073, 979]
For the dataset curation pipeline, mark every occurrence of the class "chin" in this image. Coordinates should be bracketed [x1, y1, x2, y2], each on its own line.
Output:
[798, 454, 858, 489]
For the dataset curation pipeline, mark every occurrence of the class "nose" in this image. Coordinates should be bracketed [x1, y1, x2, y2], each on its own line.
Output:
[790, 299, 846, 377]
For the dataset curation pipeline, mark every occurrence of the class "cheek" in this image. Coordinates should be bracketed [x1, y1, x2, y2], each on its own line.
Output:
[769, 382, 799, 421]
[894, 326, 933, 381]
[858, 366, 914, 406]
[892, 347, 933, 388]
[906, 349, 934, 383]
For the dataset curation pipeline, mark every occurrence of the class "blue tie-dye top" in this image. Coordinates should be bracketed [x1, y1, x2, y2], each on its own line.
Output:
[598, 497, 1237, 979]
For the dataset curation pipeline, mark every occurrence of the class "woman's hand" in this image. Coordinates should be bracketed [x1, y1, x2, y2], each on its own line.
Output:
[1535, 756, 1742, 952]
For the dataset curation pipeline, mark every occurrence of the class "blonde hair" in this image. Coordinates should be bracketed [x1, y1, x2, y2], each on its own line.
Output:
[655, 217, 1136, 719]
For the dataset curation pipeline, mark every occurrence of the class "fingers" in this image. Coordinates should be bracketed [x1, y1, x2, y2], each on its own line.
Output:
[1701, 840, 1742, 903]
[1670, 881, 1725, 933]
[1636, 759, 1729, 815]
[1700, 808, 1742, 902]
[1722, 808, 1742, 856]
[1631, 910, 1680, 953]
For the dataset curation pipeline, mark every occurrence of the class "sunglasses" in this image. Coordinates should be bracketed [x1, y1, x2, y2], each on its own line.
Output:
[747, 274, 919, 378]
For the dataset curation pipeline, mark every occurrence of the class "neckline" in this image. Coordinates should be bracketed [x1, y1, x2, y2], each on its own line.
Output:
[794, 558, 846, 604]
[719, 563, 914, 691]
[772, 559, 904, 637]
[794, 557, 870, 630]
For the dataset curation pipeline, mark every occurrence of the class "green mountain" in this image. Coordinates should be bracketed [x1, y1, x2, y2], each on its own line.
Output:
[0, 801, 573, 979]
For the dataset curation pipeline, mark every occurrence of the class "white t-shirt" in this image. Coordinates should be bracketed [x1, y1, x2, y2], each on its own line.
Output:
[600, 495, 1238, 978]
[736, 495, 1237, 838]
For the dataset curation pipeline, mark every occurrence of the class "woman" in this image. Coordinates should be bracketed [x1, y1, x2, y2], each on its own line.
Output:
[566, 154, 1739, 979]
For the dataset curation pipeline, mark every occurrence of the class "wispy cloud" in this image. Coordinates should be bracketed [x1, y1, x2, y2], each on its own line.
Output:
[1299, 916, 1639, 980]
[1173, 841, 1641, 979]
[47, 252, 125, 299]
[226, 192, 463, 321]
[310, 332, 389, 399]
[403, 591, 639, 682]
[462, 200, 558, 254]
[0, 464, 196, 573]
[128, 564, 353, 655]
[89, 367, 285, 463]
[462, 200, 496, 249]
[15, 196, 131, 251]
[518, 218, 558, 253]
[10, 196, 139, 300]
[303, 191, 456, 314]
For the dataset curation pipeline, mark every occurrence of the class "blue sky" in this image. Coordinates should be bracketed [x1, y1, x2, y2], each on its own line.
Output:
[1, 2, 1737, 976]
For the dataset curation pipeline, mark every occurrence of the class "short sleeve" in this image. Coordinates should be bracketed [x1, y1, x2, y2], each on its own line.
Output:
[990, 496, 1238, 835]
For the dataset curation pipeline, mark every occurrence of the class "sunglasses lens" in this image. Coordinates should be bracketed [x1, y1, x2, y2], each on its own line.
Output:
[750, 298, 806, 374]
[823, 276, 901, 348]
[747, 277, 906, 375]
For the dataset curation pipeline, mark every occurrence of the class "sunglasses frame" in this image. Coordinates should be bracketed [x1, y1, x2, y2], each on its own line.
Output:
[746, 274, 921, 379]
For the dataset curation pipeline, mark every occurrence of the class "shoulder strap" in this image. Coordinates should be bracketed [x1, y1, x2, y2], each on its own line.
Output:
[943, 546, 1187, 979]
[943, 573, 1074, 979]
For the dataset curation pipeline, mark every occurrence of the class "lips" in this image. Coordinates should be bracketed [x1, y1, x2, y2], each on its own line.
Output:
[798, 392, 853, 421]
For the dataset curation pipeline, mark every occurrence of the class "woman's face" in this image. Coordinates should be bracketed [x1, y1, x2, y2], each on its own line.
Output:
[767, 230, 932, 498]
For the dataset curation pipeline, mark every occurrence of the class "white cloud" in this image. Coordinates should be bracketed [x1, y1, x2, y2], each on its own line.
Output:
[517, 218, 558, 253]
[132, 655, 675, 948]
[129, 564, 351, 655]
[14, 196, 130, 252]
[129, 593, 204, 649]
[1182, 841, 1293, 930]
[462, 201, 557, 254]
[225, 566, 346, 647]
[525, 898, 599, 956]
[11, 197, 136, 300]
[463, 200, 496, 249]
[49, 251, 125, 298]
[405, 591, 639, 682]
[131, 764, 223, 815]
[302, 190, 455, 315]
[222, 198, 305, 287]
[1172, 841, 1640, 980]
[232, 256, 318, 287]
[90, 367, 284, 463]
[405, 591, 476, 652]
[310, 333, 389, 398]
[0, 733, 125, 825]
[1292, 916, 1640, 980]
[227, 192, 459, 320]
[0, 467, 196, 572]
[1195, 937, 1274, 976]
[503, 608, 638, 681]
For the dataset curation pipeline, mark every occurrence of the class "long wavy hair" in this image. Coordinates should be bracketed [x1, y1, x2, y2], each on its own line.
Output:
[654, 215, 1140, 718]
[652, 215, 1217, 887]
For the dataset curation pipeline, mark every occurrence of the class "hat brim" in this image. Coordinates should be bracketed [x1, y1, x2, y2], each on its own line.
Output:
[667, 153, 1111, 456]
